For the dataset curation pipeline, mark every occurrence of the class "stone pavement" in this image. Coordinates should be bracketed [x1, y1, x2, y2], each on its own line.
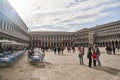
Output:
[0, 47, 120, 80]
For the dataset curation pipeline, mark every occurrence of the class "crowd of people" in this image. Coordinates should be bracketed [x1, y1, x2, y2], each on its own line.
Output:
[86, 45, 101, 67]
[105, 46, 119, 55]
[77, 45, 101, 67]
[36, 46, 76, 55]
[27, 45, 119, 67]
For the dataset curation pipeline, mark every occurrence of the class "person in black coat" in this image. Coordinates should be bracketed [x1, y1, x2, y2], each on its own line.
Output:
[87, 47, 92, 67]
[112, 46, 116, 55]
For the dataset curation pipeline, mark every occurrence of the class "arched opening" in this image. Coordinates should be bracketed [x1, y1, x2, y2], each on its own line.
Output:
[100, 43, 102, 47]
[115, 41, 118, 47]
[119, 41, 120, 46]
[97, 42, 100, 47]
[109, 41, 111, 46]
[103, 42, 105, 47]
[95, 42, 97, 45]
[45, 43, 47, 47]
[106, 41, 108, 47]
[65, 42, 67, 46]
[57, 43, 59, 46]
[42, 43, 44, 46]
[112, 41, 114, 47]
[32, 43, 34, 47]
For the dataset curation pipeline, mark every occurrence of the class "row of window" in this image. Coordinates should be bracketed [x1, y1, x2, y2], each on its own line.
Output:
[30, 36, 73, 41]
[96, 25, 120, 35]
[96, 34, 120, 41]
[75, 34, 120, 42]
[31, 43, 73, 47]
[0, 18, 29, 41]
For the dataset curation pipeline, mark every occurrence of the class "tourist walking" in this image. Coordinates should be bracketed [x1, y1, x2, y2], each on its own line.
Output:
[72, 46, 75, 53]
[61, 46, 64, 55]
[87, 47, 92, 67]
[117, 46, 119, 51]
[78, 48, 84, 65]
[53, 47, 57, 54]
[109, 46, 112, 54]
[106, 46, 109, 54]
[112, 46, 116, 55]
[58, 46, 61, 54]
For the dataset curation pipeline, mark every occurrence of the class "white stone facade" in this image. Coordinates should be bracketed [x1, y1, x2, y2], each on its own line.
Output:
[0, 0, 29, 50]
[29, 31, 74, 47]
[29, 21, 120, 47]
[75, 21, 120, 47]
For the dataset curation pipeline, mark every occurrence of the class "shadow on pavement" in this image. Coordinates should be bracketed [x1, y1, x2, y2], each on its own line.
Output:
[0, 63, 13, 68]
[93, 66, 120, 76]
[115, 54, 120, 56]
[30, 61, 53, 69]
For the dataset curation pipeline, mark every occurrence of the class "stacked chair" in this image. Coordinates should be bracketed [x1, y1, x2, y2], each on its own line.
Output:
[28, 51, 45, 62]
[0, 50, 25, 65]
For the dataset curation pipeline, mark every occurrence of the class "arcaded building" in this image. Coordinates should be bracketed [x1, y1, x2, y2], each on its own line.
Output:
[0, 0, 29, 50]
[75, 21, 120, 47]
[29, 31, 74, 47]
[29, 20, 120, 48]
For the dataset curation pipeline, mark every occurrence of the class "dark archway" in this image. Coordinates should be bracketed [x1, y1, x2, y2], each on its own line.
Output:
[109, 41, 111, 46]
[45, 43, 47, 47]
[33, 43, 35, 47]
[95, 42, 97, 45]
[100, 43, 102, 47]
[106, 41, 108, 47]
[115, 41, 118, 47]
[112, 41, 114, 47]
[98, 42, 100, 47]
[103, 42, 105, 47]
[118, 41, 120, 46]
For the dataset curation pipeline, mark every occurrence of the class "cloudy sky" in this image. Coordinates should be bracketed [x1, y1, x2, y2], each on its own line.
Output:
[8, 0, 120, 32]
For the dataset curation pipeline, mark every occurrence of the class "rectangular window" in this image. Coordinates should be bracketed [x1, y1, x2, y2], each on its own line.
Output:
[1, 19, 4, 29]
[0, 17, 1, 29]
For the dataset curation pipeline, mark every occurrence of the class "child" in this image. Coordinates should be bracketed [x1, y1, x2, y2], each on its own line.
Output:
[92, 49, 97, 67]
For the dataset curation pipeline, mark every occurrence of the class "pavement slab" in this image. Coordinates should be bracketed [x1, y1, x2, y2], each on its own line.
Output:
[0, 47, 120, 80]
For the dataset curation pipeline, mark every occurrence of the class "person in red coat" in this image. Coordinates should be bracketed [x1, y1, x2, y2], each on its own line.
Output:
[92, 49, 97, 67]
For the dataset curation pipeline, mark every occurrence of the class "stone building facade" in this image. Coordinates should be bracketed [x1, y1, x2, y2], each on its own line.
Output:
[29, 20, 120, 48]
[0, 0, 29, 50]
[75, 21, 120, 47]
[29, 31, 74, 47]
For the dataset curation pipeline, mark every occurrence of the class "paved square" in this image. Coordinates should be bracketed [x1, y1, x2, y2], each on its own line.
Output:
[0, 47, 120, 80]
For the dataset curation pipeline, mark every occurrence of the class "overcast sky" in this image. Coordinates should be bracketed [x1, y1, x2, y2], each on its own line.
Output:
[8, 0, 120, 32]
